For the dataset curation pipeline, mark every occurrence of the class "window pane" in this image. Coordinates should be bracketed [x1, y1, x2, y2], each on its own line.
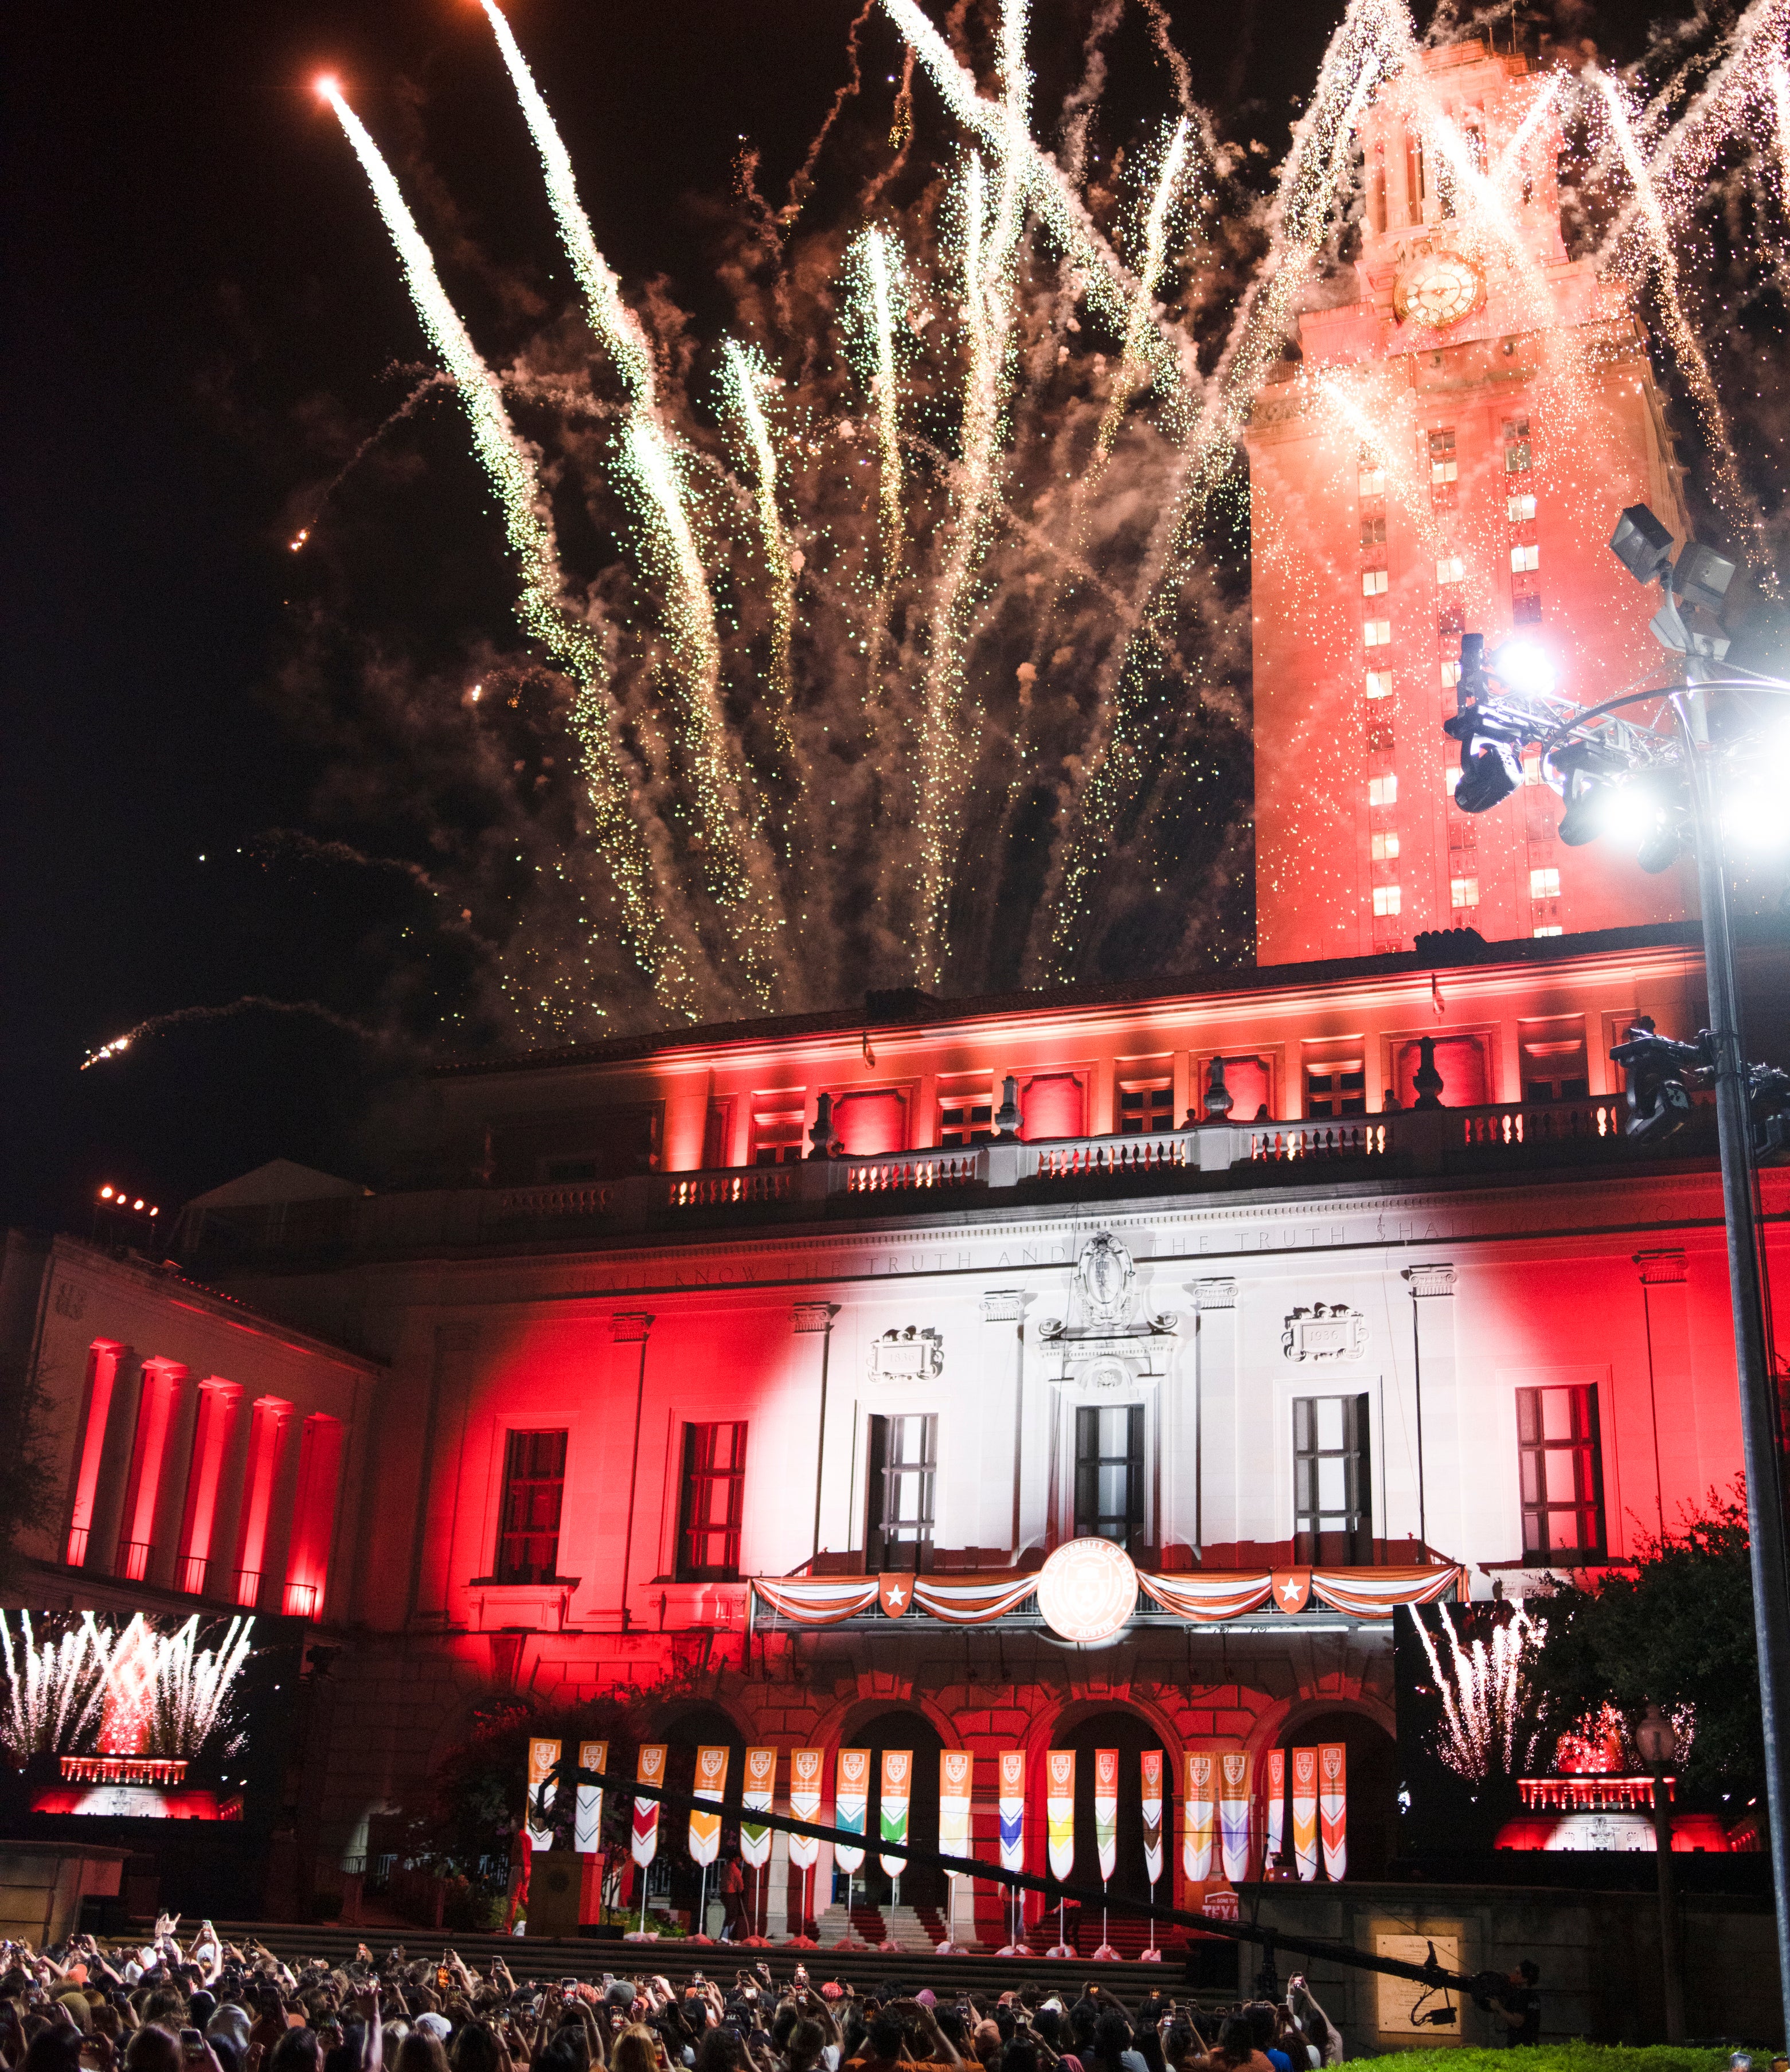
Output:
[1097, 1464, 1130, 1515]
[1317, 1457, 1346, 1511]
[1541, 1389, 1573, 1441]
[1316, 1398, 1344, 1449]
[1544, 1451, 1581, 1502]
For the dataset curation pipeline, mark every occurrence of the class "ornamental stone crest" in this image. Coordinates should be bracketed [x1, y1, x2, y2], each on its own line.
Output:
[868, 1325, 943, 1380]
[1039, 1232, 1176, 1393]
[1281, 1302, 1367, 1362]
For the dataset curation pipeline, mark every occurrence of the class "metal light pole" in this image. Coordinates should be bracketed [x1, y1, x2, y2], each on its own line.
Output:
[1440, 515, 1790, 2039]
[1637, 1701, 1686, 2042]
[1673, 683, 1790, 2043]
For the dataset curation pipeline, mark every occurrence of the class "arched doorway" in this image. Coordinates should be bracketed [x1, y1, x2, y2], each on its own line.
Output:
[843, 1707, 947, 1907]
[1275, 1710, 1396, 1878]
[1052, 1709, 1173, 1908]
[649, 1702, 745, 1921]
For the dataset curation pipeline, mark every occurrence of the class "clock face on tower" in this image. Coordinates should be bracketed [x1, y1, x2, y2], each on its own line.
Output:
[1393, 248, 1484, 329]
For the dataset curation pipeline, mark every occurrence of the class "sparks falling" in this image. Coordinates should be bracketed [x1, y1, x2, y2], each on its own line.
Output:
[302, 1, 1788, 1033]
[1413, 1601, 1552, 1782]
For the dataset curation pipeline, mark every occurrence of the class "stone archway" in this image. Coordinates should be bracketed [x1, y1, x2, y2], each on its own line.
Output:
[1273, 1707, 1397, 1878]
[1053, 1706, 1173, 1909]
[650, 1699, 747, 1920]
[842, 1704, 947, 1907]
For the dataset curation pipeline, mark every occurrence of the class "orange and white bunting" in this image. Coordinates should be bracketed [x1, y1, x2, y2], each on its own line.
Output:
[1183, 1751, 1214, 1883]
[1291, 1746, 1318, 1881]
[1319, 1742, 1347, 1880]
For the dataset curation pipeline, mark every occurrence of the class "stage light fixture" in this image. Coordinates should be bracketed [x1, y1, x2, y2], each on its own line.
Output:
[1672, 541, 1737, 613]
[1638, 820, 1685, 874]
[1487, 638, 1556, 699]
[1609, 503, 1675, 585]
[1558, 778, 1613, 846]
[1454, 742, 1518, 813]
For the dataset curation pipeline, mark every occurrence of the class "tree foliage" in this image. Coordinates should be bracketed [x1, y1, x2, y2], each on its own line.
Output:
[1527, 1483, 1764, 1800]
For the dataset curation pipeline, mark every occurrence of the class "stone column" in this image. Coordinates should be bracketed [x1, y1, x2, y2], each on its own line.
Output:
[1401, 1264, 1458, 1557]
[1191, 1279, 1238, 1558]
[1636, 1249, 1694, 1539]
[982, 1291, 1030, 1559]
[792, 1303, 840, 1559]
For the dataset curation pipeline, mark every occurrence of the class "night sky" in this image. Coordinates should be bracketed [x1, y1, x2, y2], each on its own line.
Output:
[3, 1, 1780, 1236]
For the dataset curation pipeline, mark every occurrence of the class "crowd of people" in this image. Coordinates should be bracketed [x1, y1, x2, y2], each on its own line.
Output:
[0, 1923, 1352, 2072]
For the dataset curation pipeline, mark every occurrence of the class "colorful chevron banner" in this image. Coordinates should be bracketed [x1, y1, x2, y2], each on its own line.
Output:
[1291, 1746, 1318, 1881]
[632, 1744, 666, 1867]
[740, 1746, 775, 1870]
[998, 1750, 1025, 1872]
[1218, 1749, 1252, 1883]
[1183, 1752, 1214, 1883]
[689, 1744, 729, 1866]
[1264, 1747, 1285, 1867]
[880, 1749, 913, 1875]
[526, 1737, 561, 1852]
[788, 1747, 823, 1871]
[1094, 1748, 1119, 1881]
[1319, 1742, 1347, 1880]
[834, 1748, 869, 1875]
[1046, 1749, 1076, 1881]
[940, 1749, 973, 1871]
[574, 1740, 607, 1854]
[1141, 1750, 1163, 1885]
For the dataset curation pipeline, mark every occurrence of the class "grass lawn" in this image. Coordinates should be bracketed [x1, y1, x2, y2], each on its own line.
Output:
[1342, 2050, 1761, 2072]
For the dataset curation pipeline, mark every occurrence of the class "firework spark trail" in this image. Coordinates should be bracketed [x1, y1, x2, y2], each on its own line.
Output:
[476, 9, 786, 1004]
[1057, 0, 1125, 186]
[879, 0, 1189, 400]
[1088, 118, 1194, 489]
[718, 340, 798, 767]
[1595, 70, 1777, 592]
[82, 994, 388, 1072]
[912, 0, 1037, 982]
[1615, 0, 1790, 213]
[784, 0, 877, 223]
[321, 84, 703, 1019]
[291, 372, 454, 549]
[1034, 0, 1404, 980]
[0, 1614, 104, 1761]
[148, 1617, 255, 1760]
[1412, 1602, 1549, 1782]
[1770, 58, 1790, 246]
[867, 232, 906, 587]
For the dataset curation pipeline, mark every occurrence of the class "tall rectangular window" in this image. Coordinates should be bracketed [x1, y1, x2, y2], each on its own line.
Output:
[1429, 427, 1457, 484]
[866, 1413, 937, 1571]
[1503, 416, 1532, 473]
[678, 1421, 747, 1580]
[1074, 1404, 1144, 1549]
[495, 1429, 568, 1584]
[1517, 1385, 1604, 1562]
[1293, 1395, 1373, 1564]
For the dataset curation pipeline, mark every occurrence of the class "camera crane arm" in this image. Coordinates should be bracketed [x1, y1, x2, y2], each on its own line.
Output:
[558, 1760, 1504, 2006]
